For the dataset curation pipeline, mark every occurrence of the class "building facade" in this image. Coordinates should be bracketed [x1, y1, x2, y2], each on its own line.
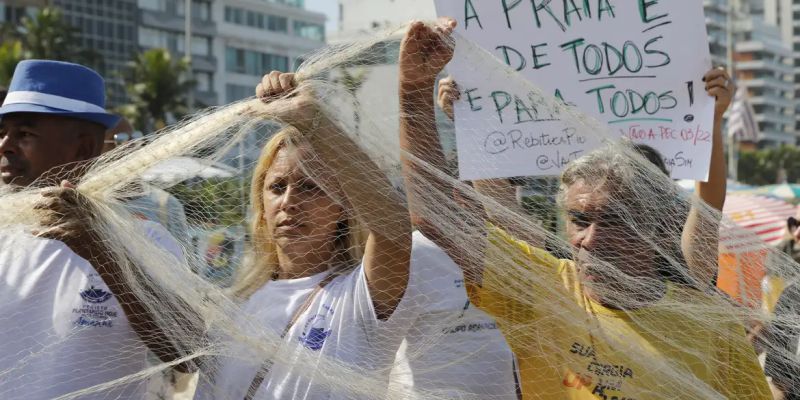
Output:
[704, 0, 730, 68]
[214, 0, 325, 104]
[0, 0, 325, 108]
[733, 16, 795, 145]
[763, 0, 800, 139]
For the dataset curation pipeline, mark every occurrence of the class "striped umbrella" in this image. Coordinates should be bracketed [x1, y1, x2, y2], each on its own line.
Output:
[720, 194, 796, 251]
[676, 179, 753, 193]
[743, 183, 800, 202]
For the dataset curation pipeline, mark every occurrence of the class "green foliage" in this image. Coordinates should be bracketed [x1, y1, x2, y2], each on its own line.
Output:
[0, 41, 23, 87]
[521, 195, 558, 233]
[0, 7, 101, 85]
[168, 179, 247, 227]
[738, 145, 800, 186]
[118, 49, 196, 133]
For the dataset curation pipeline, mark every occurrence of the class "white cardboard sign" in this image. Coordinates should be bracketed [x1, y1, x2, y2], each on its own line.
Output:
[434, 0, 714, 180]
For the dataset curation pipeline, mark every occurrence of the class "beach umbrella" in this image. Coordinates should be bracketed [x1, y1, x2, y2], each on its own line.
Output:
[141, 156, 238, 186]
[721, 194, 796, 250]
[744, 183, 800, 202]
[676, 179, 753, 193]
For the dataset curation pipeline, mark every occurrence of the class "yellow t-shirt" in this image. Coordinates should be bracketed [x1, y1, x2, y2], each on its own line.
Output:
[470, 227, 771, 400]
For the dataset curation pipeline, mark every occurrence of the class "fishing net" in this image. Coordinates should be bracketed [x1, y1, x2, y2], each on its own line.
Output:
[0, 20, 794, 400]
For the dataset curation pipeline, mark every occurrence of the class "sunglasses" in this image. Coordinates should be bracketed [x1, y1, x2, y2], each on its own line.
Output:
[104, 131, 144, 146]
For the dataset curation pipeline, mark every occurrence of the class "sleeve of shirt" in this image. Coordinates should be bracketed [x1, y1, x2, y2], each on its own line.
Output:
[472, 227, 566, 347]
[764, 285, 800, 394]
[351, 263, 420, 345]
[715, 323, 772, 399]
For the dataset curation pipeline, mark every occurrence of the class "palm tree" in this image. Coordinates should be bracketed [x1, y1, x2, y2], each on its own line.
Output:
[0, 41, 23, 87]
[119, 49, 196, 132]
[15, 7, 98, 65]
[16, 7, 76, 60]
[0, 7, 101, 79]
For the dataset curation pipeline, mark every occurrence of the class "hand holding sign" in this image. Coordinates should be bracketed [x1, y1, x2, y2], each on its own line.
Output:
[704, 68, 734, 118]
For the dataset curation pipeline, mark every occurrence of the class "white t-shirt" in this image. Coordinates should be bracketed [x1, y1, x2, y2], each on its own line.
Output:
[205, 231, 500, 400]
[0, 222, 183, 400]
[388, 232, 518, 399]
[204, 265, 421, 400]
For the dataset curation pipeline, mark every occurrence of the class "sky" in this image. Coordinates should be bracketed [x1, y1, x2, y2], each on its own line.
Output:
[305, 0, 339, 34]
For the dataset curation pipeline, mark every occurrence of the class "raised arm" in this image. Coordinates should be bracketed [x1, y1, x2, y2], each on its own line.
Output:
[438, 78, 543, 246]
[682, 68, 733, 287]
[257, 72, 411, 318]
[397, 19, 493, 281]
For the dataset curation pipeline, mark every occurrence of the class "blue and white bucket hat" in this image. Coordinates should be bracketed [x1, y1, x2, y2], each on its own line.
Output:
[0, 60, 120, 128]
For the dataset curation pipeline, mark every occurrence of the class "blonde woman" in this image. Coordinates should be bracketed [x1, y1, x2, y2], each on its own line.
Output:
[202, 74, 422, 400]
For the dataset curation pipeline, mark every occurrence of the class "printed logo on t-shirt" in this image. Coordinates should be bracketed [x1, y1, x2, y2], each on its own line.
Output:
[563, 341, 636, 399]
[80, 286, 113, 303]
[299, 313, 331, 351]
[72, 274, 120, 328]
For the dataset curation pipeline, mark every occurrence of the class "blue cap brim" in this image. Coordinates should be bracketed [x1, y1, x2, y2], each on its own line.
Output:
[0, 103, 121, 129]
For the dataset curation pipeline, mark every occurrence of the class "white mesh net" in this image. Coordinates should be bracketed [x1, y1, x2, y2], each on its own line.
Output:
[0, 19, 792, 400]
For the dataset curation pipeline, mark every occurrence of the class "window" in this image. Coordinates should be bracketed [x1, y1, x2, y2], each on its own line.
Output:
[139, 27, 168, 48]
[177, 0, 211, 21]
[225, 6, 244, 24]
[195, 71, 212, 92]
[226, 84, 252, 102]
[224, 6, 288, 33]
[246, 10, 257, 27]
[267, 15, 287, 32]
[177, 35, 211, 56]
[138, 0, 166, 12]
[225, 46, 289, 75]
[267, 0, 304, 7]
[226, 47, 245, 73]
[293, 21, 324, 41]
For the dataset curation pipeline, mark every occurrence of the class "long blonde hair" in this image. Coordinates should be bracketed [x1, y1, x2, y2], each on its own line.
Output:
[231, 127, 365, 299]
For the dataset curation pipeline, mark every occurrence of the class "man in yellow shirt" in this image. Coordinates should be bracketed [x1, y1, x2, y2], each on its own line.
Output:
[476, 224, 770, 399]
[397, 18, 771, 399]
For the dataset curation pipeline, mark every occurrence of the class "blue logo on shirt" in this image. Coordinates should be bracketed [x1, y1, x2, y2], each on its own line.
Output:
[80, 286, 112, 303]
[299, 327, 331, 351]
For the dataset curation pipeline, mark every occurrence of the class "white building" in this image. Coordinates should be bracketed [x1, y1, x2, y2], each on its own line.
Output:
[214, 0, 325, 104]
[137, 0, 325, 106]
[704, 0, 731, 68]
[733, 12, 795, 145]
[763, 0, 800, 138]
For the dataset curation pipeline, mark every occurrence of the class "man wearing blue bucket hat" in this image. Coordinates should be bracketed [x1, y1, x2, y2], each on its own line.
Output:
[0, 61, 200, 399]
[0, 60, 120, 186]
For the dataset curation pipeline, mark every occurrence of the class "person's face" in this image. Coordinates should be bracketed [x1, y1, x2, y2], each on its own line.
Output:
[0, 113, 86, 186]
[262, 147, 344, 254]
[565, 179, 657, 287]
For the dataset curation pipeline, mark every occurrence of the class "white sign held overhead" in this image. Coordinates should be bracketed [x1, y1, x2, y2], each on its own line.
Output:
[434, 0, 714, 181]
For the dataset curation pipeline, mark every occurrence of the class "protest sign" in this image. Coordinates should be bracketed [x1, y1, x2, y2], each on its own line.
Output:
[434, 0, 714, 180]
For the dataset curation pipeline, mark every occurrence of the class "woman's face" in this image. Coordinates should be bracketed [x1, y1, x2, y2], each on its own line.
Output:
[262, 147, 344, 253]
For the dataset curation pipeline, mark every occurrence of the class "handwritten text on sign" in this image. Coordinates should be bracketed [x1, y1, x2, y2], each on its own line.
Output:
[434, 0, 714, 180]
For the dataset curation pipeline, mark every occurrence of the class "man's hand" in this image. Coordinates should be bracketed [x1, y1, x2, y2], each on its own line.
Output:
[437, 76, 459, 121]
[704, 67, 734, 118]
[34, 181, 104, 263]
[399, 18, 456, 89]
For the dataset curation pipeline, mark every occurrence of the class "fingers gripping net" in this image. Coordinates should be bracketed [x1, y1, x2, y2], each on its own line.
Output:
[0, 22, 791, 400]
